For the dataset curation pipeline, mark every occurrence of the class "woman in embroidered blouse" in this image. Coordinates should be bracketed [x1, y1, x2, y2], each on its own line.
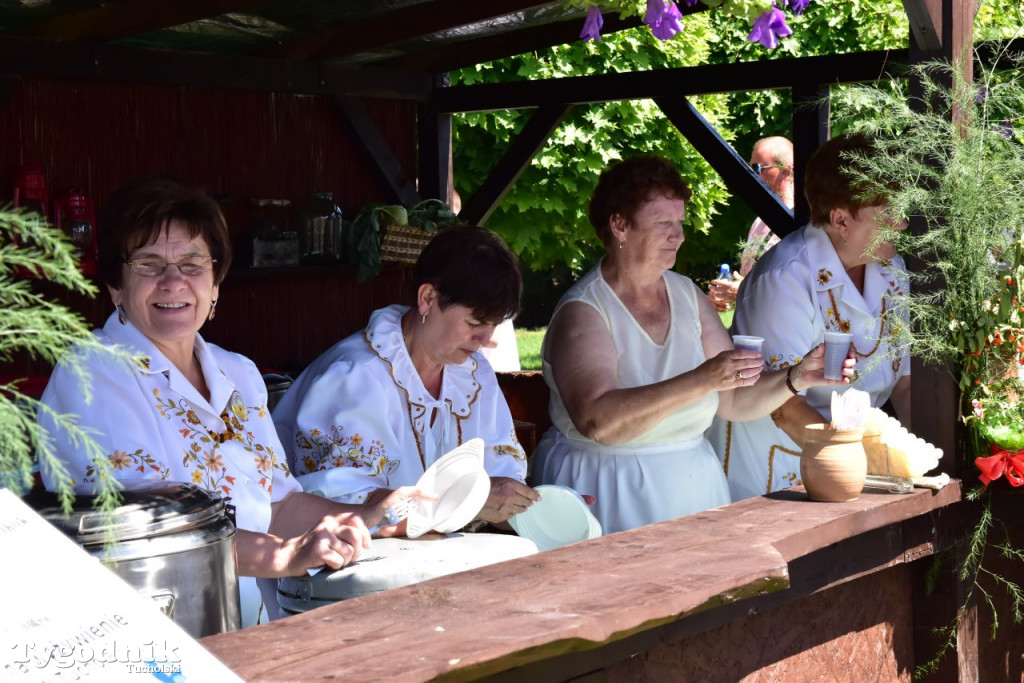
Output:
[532, 154, 852, 534]
[38, 179, 421, 628]
[708, 133, 911, 502]
[274, 225, 537, 524]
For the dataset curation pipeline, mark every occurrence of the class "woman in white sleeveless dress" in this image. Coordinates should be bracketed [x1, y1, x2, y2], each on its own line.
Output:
[534, 155, 853, 534]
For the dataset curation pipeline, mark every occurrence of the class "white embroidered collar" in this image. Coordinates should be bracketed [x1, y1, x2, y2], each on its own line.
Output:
[363, 305, 481, 422]
[100, 311, 237, 416]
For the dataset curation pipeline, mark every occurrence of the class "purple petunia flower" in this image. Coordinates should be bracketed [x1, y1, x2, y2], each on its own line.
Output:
[580, 5, 603, 43]
[787, 0, 810, 15]
[747, 5, 793, 49]
[645, 0, 684, 41]
[976, 86, 991, 104]
[995, 120, 1015, 139]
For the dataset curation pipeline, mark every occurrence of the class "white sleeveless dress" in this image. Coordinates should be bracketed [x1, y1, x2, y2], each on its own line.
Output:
[534, 263, 730, 534]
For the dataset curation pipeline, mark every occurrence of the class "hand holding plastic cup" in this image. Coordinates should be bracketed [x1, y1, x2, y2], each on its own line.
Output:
[823, 331, 853, 380]
[732, 335, 764, 352]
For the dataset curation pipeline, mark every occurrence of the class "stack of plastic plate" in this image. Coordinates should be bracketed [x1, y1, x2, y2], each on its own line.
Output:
[508, 484, 602, 552]
[406, 438, 491, 538]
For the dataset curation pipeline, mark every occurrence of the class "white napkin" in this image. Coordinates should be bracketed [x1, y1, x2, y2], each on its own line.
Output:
[912, 473, 951, 490]
[829, 389, 872, 430]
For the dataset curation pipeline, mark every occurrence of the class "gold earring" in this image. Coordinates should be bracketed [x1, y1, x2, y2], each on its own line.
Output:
[208, 299, 218, 322]
[619, 241, 625, 249]
[421, 312, 427, 324]
[117, 304, 126, 325]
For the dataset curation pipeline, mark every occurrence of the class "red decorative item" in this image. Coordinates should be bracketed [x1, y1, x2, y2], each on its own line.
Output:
[11, 164, 50, 278]
[976, 444, 1024, 487]
[13, 164, 49, 218]
[53, 189, 99, 276]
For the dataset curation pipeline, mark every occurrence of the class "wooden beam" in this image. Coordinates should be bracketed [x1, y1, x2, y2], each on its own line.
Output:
[438, 49, 906, 113]
[0, 36, 433, 99]
[12, 0, 276, 43]
[330, 95, 421, 207]
[655, 96, 795, 237]
[275, 0, 556, 62]
[417, 74, 452, 203]
[376, 14, 648, 73]
[460, 104, 570, 226]
[790, 83, 830, 227]
[902, 0, 943, 52]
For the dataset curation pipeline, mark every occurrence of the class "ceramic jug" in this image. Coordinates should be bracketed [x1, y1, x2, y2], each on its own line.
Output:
[800, 423, 867, 502]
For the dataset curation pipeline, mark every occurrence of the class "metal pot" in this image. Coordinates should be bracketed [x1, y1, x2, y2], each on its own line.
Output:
[27, 481, 240, 638]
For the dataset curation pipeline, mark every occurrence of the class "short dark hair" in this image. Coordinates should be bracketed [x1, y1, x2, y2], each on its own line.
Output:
[588, 154, 692, 247]
[804, 133, 888, 227]
[98, 178, 232, 289]
[413, 226, 521, 324]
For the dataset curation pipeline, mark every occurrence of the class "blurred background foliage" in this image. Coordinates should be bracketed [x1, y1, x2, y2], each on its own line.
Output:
[452, 0, 1023, 327]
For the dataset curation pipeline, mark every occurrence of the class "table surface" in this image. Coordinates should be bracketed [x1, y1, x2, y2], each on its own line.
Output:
[202, 483, 961, 681]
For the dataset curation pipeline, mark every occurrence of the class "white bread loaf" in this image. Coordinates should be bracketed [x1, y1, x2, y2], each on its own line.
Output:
[861, 407, 942, 477]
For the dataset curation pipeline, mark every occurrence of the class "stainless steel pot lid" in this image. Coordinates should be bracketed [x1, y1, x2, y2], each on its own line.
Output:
[26, 481, 229, 546]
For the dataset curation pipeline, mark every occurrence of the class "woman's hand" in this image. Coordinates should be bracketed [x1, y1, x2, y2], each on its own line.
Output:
[790, 344, 856, 390]
[477, 477, 540, 523]
[363, 486, 439, 537]
[275, 515, 371, 576]
[703, 348, 765, 392]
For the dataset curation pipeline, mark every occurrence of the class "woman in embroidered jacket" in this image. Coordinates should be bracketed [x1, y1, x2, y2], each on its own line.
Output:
[38, 179, 421, 628]
[273, 226, 537, 524]
[708, 133, 911, 502]
[533, 154, 852, 534]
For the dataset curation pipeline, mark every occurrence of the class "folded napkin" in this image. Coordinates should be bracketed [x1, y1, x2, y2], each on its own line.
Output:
[830, 389, 871, 430]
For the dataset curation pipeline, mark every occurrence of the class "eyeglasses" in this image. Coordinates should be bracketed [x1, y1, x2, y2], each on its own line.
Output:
[750, 161, 791, 175]
[125, 256, 216, 277]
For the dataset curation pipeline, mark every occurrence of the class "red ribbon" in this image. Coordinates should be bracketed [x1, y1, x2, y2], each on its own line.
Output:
[975, 444, 1024, 487]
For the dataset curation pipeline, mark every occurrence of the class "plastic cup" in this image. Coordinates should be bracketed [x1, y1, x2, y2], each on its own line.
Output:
[732, 335, 764, 352]
[823, 331, 853, 380]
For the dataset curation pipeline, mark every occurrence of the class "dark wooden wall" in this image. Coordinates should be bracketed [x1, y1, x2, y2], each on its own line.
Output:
[1, 77, 418, 381]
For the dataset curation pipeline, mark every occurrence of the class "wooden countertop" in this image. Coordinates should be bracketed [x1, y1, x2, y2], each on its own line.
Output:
[202, 483, 961, 681]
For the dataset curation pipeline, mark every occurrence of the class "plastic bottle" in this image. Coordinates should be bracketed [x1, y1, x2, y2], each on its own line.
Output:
[718, 263, 731, 281]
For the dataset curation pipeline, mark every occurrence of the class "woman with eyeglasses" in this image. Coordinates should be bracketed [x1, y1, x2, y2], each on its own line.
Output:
[37, 178, 426, 628]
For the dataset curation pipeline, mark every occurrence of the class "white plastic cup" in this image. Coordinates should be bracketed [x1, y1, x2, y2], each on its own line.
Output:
[732, 335, 765, 352]
[823, 331, 853, 380]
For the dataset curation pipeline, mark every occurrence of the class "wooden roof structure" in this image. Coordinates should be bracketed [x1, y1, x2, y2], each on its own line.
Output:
[0, 0, 982, 466]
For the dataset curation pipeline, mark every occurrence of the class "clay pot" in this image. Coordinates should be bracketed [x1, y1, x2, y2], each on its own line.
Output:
[800, 423, 867, 502]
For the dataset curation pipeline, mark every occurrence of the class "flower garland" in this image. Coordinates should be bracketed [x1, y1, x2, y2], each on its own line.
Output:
[577, 0, 809, 48]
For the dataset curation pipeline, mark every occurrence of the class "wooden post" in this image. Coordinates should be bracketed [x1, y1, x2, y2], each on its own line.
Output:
[417, 72, 451, 202]
[902, 1, 978, 680]
[790, 83, 829, 227]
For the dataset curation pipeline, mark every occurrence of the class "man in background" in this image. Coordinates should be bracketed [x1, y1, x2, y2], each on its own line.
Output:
[708, 136, 794, 312]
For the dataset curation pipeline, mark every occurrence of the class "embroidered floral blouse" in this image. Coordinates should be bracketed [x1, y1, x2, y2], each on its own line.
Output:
[38, 312, 301, 628]
[736, 222, 910, 411]
[273, 305, 527, 504]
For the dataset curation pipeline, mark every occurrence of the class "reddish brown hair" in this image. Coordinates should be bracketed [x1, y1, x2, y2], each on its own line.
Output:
[588, 155, 692, 247]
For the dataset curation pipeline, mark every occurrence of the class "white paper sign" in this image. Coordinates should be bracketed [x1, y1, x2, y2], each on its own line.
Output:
[0, 488, 241, 682]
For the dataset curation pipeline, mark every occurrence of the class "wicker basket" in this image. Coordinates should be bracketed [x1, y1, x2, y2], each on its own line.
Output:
[380, 224, 432, 264]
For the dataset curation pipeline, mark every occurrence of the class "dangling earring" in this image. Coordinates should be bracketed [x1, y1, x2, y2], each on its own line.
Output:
[116, 303, 126, 325]
[208, 299, 218, 322]
[420, 312, 427, 324]
[842, 237, 848, 246]
[619, 240, 625, 249]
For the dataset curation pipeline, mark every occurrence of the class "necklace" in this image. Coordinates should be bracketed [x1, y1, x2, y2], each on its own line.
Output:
[826, 289, 888, 358]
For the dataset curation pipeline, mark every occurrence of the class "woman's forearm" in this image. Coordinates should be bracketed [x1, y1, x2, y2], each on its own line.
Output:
[234, 529, 289, 578]
[268, 492, 365, 539]
[769, 396, 828, 448]
[572, 368, 717, 445]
